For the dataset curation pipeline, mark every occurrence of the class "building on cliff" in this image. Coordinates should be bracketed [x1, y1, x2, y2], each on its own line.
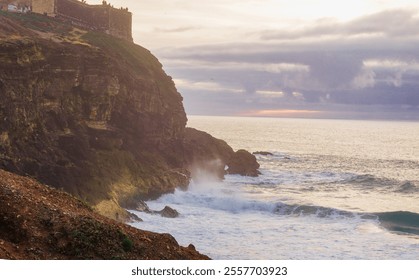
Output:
[2, 0, 133, 41]
[0, 1, 31, 12]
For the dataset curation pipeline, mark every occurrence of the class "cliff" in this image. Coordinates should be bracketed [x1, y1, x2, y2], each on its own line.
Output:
[0, 11, 192, 220]
[0, 169, 208, 259]
[0, 11, 259, 224]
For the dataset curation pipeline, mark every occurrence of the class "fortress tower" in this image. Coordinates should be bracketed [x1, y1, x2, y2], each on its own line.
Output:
[32, 0, 133, 41]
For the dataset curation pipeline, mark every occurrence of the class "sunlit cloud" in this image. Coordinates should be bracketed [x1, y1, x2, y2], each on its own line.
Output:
[256, 90, 285, 97]
[261, 9, 419, 41]
[363, 59, 419, 71]
[173, 79, 244, 93]
[164, 59, 309, 74]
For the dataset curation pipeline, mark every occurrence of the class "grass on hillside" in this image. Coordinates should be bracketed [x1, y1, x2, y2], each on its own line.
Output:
[81, 31, 161, 76]
[0, 10, 72, 34]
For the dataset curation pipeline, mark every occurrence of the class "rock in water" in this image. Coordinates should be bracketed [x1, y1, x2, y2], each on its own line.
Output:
[253, 151, 274, 156]
[183, 128, 261, 179]
[227, 149, 261, 177]
[158, 206, 180, 218]
[183, 128, 234, 180]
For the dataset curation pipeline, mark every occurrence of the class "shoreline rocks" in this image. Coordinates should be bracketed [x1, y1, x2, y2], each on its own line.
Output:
[133, 201, 179, 218]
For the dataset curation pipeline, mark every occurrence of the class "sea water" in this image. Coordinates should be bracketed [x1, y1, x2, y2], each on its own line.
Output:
[130, 116, 419, 259]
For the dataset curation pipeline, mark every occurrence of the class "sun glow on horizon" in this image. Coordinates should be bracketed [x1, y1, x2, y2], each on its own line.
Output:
[239, 109, 324, 118]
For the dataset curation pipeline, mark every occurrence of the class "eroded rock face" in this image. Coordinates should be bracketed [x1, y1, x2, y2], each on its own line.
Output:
[0, 13, 188, 220]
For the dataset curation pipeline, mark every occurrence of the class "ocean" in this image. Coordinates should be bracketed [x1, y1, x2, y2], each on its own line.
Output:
[130, 116, 419, 259]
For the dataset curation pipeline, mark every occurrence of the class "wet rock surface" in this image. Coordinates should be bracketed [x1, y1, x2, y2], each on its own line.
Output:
[133, 201, 179, 218]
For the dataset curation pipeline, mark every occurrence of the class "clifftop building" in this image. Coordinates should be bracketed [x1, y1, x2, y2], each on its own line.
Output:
[3, 0, 133, 41]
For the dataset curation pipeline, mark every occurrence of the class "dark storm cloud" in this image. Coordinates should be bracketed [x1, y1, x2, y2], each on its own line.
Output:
[157, 9, 419, 119]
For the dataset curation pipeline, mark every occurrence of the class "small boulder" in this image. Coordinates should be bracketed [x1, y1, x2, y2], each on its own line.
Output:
[128, 212, 143, 222]
[253, 151, 274, 156]
[135, 200, 151, 213]
[227, 149, 260, 177]
[158, 206, 180, 218]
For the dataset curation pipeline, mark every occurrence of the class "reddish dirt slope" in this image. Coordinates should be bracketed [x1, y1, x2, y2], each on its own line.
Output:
[0, 169, 209, 260]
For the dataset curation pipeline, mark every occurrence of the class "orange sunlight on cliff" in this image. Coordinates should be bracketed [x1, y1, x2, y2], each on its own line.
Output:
[240, 109, 323, 118]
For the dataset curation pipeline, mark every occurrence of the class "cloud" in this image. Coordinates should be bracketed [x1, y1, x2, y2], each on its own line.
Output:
[155, 8, 419, 119]
[173, 78, 244, 93]
[256, 90, 285, 97]
[352, 69, 376, 89]
[260, 9, 419, 41]
[154, 26, 200, 33]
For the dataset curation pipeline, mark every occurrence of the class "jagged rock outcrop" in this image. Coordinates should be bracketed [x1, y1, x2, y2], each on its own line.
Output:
[183, 128, 261, 179]
[183, 128, 235, 180]
[0, 169, 208, 259]
[227, 149, 260, 177]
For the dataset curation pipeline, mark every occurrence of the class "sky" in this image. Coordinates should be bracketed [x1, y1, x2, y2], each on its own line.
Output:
[89, 0, 419, 120]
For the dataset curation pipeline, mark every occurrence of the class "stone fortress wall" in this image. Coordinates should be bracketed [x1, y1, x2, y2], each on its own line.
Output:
[32, 0, 55, 15]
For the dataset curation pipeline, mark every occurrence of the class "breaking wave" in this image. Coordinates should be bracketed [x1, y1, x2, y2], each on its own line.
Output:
[395, 181, 418, 194]
[376, 211, 419, 235]
[339, 174, 418, 194]
[340, 173, 395, 187]
[153, 180, 419, 237]
[273, 202, 419, 236]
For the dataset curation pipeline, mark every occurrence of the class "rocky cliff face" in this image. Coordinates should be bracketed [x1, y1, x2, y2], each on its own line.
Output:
[0, 12, 191, 220]
[0, 12, 260, 222]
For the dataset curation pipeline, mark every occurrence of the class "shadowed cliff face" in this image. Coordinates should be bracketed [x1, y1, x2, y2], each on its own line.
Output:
[0, 12, 189, 220]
